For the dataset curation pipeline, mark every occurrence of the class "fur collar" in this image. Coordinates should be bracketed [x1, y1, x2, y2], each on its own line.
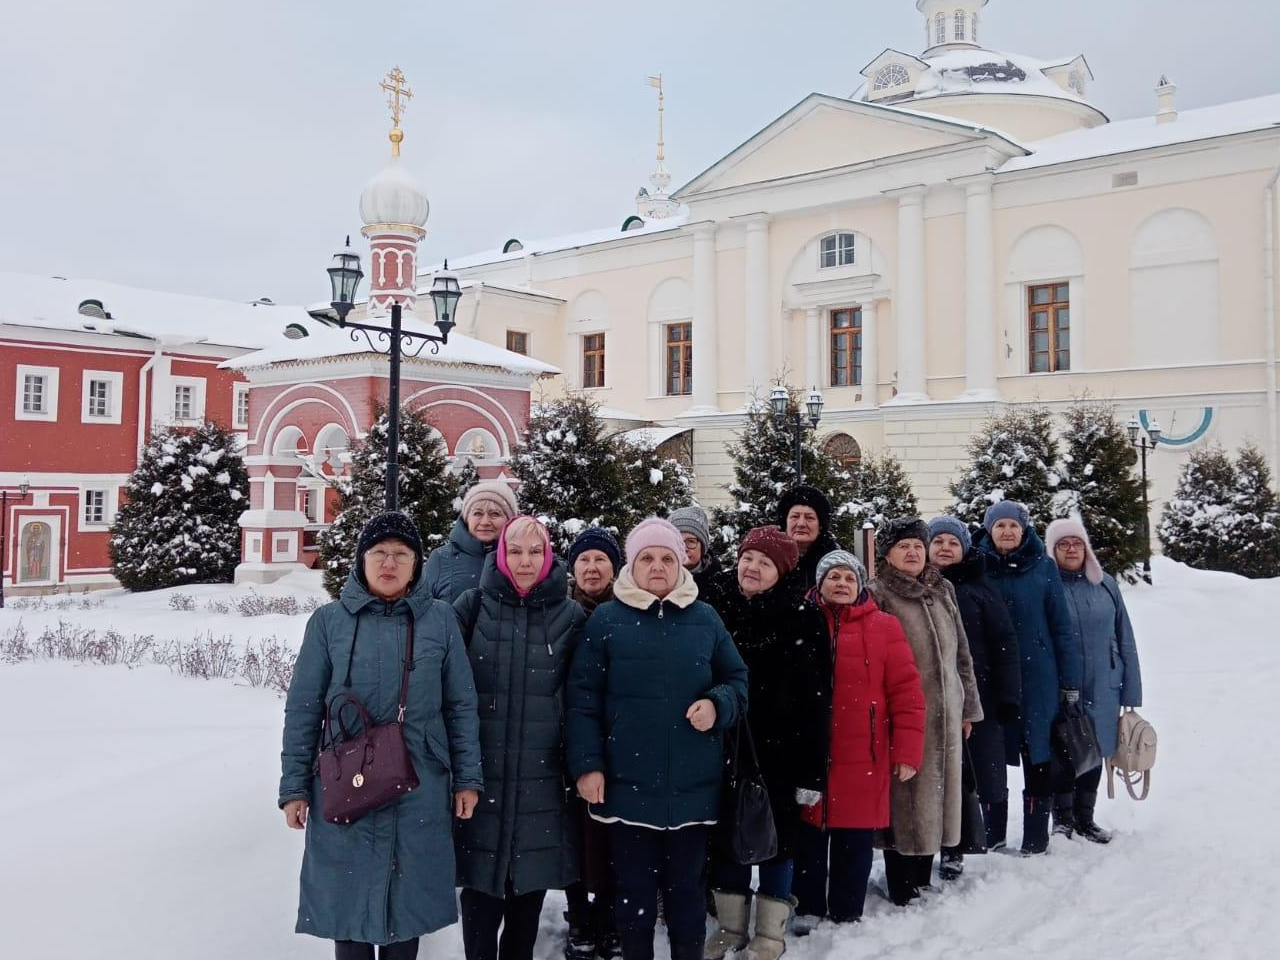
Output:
[873, 561, 946, 601]
[613, 563, 699, 612]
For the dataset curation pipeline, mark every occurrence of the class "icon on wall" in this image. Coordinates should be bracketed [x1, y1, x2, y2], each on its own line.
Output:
[19, 521, 51, 583]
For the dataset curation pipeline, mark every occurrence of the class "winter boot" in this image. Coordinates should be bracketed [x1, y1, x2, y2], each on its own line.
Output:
[703, 891, 751, 960]
[1073, 790, 1113, 844]
[1051, 792, 1076, 839]
[670, 935, 707, 960]
[565, 907, 597, 960]
[938, 849, 964, 881]
[618, 930, 655, 960]
[743, 895, 797, 960]
[983, 800, 1009, 851]
[1020, 794, 1051, 856]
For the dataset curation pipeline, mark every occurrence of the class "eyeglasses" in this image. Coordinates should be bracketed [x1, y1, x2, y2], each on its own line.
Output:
[1056, 539, 1085, 550]
[367, 549, 415, 566]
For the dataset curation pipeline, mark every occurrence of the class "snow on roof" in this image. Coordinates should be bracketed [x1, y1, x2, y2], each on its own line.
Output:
[0, 272, 302, 350]
[617, 425, 691, 448]
[871, 48, 1098, 111]
[1002, 92, 1280, 172]
[223, 313, 559, 378]
[425, 214, 689, 274]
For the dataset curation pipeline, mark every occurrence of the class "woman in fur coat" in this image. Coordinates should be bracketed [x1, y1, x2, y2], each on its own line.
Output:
[867, 518, 983, 907]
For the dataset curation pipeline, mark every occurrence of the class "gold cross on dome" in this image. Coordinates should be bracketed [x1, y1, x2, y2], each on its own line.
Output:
[381, 67, 413, 129]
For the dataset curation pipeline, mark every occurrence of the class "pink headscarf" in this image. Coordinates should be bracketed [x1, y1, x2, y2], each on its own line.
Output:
[495, 515, 555, 596]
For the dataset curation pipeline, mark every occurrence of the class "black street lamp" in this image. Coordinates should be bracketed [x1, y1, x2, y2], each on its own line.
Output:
[770, 385, 824, 481]
[1127, 415, 1162, 585]
[1, 477, 32, 609]
[326, 241, 461, 511]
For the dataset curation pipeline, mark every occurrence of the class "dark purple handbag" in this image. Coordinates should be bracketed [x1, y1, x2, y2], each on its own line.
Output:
[317, 618, 420, 825]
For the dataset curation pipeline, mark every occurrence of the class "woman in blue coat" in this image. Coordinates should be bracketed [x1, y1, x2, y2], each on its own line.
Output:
[422, 480, 519, 602]
[568, 517, 748, 960]
[1045, 518, 1143, 844]
[280, 512, 484, 960]
[975, 501, 1081, 856]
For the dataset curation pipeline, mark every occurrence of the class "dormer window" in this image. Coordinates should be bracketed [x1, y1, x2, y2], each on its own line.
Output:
[954, 10, 966, 41]
[1068, 70, 1086, 95]
[935, 13, 946, 44]
[820, 233, 856, 269]
[873, 64, 911, 91]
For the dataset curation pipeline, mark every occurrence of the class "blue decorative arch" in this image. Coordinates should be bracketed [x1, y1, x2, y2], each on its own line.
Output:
[1139, 407, 1213, 446]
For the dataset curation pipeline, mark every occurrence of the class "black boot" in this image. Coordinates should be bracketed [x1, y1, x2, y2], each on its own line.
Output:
[667, 935, 706, 960]
[938, 848, 964, 881]
[1073, 790, 1113, 844]
[983, 800, 1009, 851]
[616, 930, 654, 960]
[1051, 792, 1076, 839]
[565, 923, 597, 960]
[1020, 794, 1051, 856]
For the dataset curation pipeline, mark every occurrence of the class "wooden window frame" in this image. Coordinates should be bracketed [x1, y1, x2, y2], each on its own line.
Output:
[505, 330, 529, 355]
[664, 322, 693, 396]
[582, 333, 606, 389]
[829, 307, 863, 388]
[1027, 282, 1071, 373]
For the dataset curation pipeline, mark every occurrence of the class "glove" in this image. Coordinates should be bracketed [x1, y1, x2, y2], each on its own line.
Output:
[795, 788, 823, 808]
[997, 702, 1020, 726]
[1060, 688, 1081, 706]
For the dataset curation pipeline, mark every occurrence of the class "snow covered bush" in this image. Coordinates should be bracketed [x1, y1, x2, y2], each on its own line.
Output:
[1053, 401, 1148, 579]
[1160, 443, 1280, 578]
[318, 403, 457, 597]
[109, 422, 248, 591]
[949, 405, 1062, 532]
[618, 437, 696, 531]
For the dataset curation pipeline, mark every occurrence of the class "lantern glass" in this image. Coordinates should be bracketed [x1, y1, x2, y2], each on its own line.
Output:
[1148, 420, 1162, 445]
[429, 267, 462, 334]
[1127, 417, 1140, 444]
[327, 249, 364, 308]
[806, 388, 824, 424]
[769, 386, 788, 420]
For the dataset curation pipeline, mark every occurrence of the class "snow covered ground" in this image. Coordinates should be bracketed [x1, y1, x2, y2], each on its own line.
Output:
[1, 558, 1274, 959]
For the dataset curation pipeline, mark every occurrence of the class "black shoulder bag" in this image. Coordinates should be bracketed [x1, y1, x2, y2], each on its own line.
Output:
[716, 710, 778, 866]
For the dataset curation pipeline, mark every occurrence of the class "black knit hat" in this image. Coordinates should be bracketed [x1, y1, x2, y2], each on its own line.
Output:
[568, 526, 622, 575]
[875, 516, 930, 559]
[355, 511, 425, 587]
[777, 484, 833, 533]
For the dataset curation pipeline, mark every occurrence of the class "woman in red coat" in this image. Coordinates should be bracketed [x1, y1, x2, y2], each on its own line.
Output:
[793, 550, 926, 928]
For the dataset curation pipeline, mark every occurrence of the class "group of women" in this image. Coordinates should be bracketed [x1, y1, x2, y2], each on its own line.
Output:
[279, 479, 1143, 960]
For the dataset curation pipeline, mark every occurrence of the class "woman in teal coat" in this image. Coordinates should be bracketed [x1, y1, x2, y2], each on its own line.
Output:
[1046, 518, 1143, 844]
[280, 512, 484, 960]
[422, 480, 520, 602]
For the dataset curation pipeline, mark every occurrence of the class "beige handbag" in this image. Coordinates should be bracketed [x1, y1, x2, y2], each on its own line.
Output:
[1106, 708, 1157, 801]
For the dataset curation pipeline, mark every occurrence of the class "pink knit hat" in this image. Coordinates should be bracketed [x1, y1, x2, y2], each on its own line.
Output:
[1044, 518, 1103, 585]
[625, 517, 688, 565]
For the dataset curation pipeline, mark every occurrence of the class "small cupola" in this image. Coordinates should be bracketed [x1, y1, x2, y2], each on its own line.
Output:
[918, 0, 989, 56]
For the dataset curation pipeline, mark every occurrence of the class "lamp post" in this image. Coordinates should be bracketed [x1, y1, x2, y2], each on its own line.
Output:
[1, 477, 32, 609]
[1127, 415, 1162, 585]
[326, 241, 461, 511]
[770, 385, 824, 481]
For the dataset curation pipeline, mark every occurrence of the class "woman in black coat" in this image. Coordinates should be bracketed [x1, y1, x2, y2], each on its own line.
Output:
[777, 485, 842, 595]
[706, 525, 830, 960]
[927, 517, 1022, 867]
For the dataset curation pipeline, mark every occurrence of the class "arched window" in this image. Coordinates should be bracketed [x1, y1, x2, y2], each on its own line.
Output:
[935, 13, 946, 44]
[873, 64, 911, 91]
[823, 433, 863, 470]
[820, 232, 856, 269]
[954, 10, 966, 41]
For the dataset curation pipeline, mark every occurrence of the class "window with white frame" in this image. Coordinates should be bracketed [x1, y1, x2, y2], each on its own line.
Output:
[971, 13, 978, 42]
[170, 377, 205, 422]
[820, 233, 856, 269]
[81, 369, 123, 424]
[954, 9, 966, 41]
[82, 488, 110, 526]
[15, 365, 59, 421]
[935, 12, 945, 44]
[873, 64, 910, 91]
[233, 383, 250, 429]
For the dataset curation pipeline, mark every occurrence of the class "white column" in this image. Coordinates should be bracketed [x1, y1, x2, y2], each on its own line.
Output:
[743, 215, 772, 394]
[961, 177, 999, 399]
[690, 223, 720, 411]
[890, 188, 929, 402]
[804, 307, 822, 389]
[861, 299, 879, 406]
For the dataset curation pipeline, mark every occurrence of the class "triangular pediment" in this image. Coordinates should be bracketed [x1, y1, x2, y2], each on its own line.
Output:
[676, 94, 1021, 197]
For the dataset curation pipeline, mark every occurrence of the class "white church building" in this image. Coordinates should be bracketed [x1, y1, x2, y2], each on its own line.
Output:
[417, 0, 1280, 512]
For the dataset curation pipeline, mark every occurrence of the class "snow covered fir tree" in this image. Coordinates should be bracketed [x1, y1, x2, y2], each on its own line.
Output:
[510, 393, 694, 554]
[949, 405, 1063, 531]
[318, 403, 458, 597]
[710, 385, 916, 554]
[1160, 443, 1280, 579]
[108, 422, 248, 591]
[451, 457, 482, 512]
[1055, 401, 1149, 578]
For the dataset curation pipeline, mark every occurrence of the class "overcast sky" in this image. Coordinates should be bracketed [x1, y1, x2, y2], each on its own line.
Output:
[2, 0, 1276, 306]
